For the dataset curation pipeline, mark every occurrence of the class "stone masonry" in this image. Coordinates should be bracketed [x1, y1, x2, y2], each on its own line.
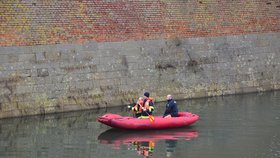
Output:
[0, 0, 280, 118]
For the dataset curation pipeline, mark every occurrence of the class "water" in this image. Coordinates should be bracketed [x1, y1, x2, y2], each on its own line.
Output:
[0, 91, 280, 158]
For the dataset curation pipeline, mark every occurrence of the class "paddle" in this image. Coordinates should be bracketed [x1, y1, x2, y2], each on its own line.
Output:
[148, 113, 155, 123]
[142, 107, 155, 123]
[128, 101, 155, 123]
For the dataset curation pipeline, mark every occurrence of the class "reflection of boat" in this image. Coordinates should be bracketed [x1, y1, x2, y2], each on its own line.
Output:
[98, 127, 199, 157]
[97, 112, 199, 130]
[98, 127, 199, 145]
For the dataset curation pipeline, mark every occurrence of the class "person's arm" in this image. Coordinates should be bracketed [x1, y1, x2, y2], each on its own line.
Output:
[148, 101, 154, 112]
[170, 102, 178, 117]
[163, 103, 172, 117]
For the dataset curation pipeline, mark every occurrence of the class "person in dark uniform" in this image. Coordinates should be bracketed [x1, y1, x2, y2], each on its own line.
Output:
[163, 94, 178, 118]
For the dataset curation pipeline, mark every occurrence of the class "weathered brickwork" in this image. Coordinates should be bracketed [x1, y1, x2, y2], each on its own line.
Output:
[1, 0, 280, 46]
[0, 0, 280, 118]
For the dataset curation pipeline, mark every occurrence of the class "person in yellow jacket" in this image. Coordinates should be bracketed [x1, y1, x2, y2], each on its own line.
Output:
[128, 97, 145, 118]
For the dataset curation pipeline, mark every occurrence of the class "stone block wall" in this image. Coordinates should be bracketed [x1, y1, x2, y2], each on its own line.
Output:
[0, 0, 280, 118]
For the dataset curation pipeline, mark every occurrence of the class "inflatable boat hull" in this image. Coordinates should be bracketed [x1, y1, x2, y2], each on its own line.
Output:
[97, 112, 199, 130]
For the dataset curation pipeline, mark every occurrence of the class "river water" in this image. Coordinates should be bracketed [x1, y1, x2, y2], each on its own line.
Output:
[0, 91, 280, 158]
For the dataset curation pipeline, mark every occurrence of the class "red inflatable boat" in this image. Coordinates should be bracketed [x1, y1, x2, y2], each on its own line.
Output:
[97, 112, 199, 130]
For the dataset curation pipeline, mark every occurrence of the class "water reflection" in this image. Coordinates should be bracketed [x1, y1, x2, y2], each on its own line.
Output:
[98, 127, 198, 157]
[0, 91, 280, 158]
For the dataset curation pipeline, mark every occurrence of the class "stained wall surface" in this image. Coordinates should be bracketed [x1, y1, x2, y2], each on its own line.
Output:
[1, 0, 280, 118]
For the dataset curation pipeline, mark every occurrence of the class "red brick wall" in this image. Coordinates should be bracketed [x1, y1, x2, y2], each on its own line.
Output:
[1, 0, 280, 46]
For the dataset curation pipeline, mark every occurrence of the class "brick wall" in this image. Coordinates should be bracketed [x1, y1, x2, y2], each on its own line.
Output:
[1, 0, 280, 46]
[0, 0, 280, 118]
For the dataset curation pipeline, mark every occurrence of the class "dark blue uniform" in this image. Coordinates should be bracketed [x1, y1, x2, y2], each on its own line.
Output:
[163, 99, 178, 117]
